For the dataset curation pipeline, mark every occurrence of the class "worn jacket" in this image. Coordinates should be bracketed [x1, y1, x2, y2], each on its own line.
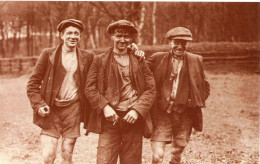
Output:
[147, 51, 210, 131]
[85, 48, 156, 136]
[27, 44, 94, 129]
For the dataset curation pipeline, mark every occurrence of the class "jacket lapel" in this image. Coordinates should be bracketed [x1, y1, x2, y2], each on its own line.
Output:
[49, 45, 67, 104]
[49, 45, 61, 66]
[129, 52, 139, 91]
[76, 47, 87, 81]
[154, 52, 172, 86]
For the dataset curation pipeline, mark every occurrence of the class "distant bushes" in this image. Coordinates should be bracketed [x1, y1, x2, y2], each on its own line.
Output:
[92, 42, 260, 57]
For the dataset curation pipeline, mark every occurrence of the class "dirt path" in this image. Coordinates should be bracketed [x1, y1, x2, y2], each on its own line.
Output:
[0, 70, 259, 164]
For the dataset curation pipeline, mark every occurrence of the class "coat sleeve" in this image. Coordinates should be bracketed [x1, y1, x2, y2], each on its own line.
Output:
[85, 55, 109, 114]
[26, 49, 49, 112]
[146, 53, 157, 72]
[131, 61, 156, 119]
[199, 56, 210, 101]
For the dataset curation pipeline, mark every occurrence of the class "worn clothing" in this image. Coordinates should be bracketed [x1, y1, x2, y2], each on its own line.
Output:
[113, 54, 138, 111]
[85, 48, 156, 136]
[147, 51, 210, 132]
[41, 100, 81, 138]
[85, 47, 155, 164]
[170, 58, 183, 100]
[151, 105, 193, 147]
[97, 111, 143, 164]
[27, 44, 94, 131]
[55, 46, 79, 104]
[148, 50, 210, 164]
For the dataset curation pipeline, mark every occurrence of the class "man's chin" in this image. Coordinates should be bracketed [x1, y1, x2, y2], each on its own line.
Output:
[173, 50, 184, 56]
[118, 46, 127, 50]
[68, 43, 77, 48]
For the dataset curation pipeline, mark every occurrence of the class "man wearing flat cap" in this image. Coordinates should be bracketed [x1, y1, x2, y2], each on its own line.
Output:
[27, 19, 94, 163]
[85, 19, 156, 164]
[146, 27, 210, 164]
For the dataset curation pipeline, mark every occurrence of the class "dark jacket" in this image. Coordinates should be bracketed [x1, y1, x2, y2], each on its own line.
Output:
[85, 48, 156, 136]
[147, 51, 210, 131]
[27, 44, 94, 129]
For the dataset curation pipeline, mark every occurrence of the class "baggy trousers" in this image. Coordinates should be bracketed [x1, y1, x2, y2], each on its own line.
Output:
[97, 111, 143, 164]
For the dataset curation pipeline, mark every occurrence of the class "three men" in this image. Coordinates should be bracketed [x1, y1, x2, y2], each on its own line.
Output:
[27, 18, 209, 163]
[85, 20, 156, 164]
[147, 27, 210, 164]
[27, 19, 94, 163]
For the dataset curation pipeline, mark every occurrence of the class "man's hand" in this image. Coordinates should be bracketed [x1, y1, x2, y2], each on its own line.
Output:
[123, 109, 139, 124]
[128, 43, 145, 61]
[38, 105, 50, 117]
[103, 104, 119, 123]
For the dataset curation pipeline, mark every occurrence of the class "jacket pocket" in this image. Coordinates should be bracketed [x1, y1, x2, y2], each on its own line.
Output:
[33, 112, 52, 129]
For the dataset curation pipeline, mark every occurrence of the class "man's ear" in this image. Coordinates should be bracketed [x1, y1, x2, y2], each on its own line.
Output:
[111, 35, 115, 41]
[59, 32, 64, 37]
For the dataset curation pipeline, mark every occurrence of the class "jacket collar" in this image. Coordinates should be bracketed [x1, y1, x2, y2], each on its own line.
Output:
[76, 46, 87, 79]
[101, 47, 113, 69]
[49, 44, 62, 65]
[49, 44, 87, 82]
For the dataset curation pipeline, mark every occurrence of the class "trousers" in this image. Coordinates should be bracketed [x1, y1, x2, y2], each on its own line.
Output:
[97, 111, 143, 164]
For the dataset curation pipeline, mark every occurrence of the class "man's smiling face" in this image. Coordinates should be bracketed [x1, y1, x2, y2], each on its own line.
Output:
[61, 26, 81, 48]
[112, 28, 132, 53]
[170, 39, 188, 57]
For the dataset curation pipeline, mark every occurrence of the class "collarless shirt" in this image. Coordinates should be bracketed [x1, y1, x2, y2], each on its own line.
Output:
[113, 53, 138, 111]
[170, 56, 183, 100]
[55, 46, 79, 106]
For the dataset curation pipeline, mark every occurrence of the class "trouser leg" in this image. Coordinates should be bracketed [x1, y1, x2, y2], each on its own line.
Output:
[97, 119, 121, 164]
[119, 112, 143, 164]
[120, 138, 142, 164]
[61, 138, 77, 164]
[40, 134, 58, 164]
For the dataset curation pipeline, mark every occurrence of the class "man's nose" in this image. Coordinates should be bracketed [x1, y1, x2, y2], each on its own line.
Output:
[119, 37, 126, 42]
[70, 33, 78, 38]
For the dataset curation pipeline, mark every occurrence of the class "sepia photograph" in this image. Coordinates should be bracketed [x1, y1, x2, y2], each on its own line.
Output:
[0, 1, 259, 163]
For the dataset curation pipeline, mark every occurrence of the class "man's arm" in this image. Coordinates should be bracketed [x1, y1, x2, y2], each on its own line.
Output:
[27, 49, 49, 113]
[199, 56, 210, 101]
[85, 55, 108, 112]
[130, 61, 156, 119]
[85, 55, 118, 122]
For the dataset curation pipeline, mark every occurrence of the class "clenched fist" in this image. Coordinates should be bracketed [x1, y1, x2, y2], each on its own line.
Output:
[123, 109, 139, 124]
[38, 105, 50, 117]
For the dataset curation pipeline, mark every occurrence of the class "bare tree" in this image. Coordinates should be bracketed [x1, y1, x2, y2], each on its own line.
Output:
[152, 2, 157, 45]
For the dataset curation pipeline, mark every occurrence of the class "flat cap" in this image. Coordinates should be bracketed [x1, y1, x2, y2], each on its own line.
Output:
[57, 19, 84, 32]
[107, 20, 138, 35]
[166, 27, 192, 41]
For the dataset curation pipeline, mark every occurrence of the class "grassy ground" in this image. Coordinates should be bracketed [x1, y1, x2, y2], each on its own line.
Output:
[0, 63, 259, 164]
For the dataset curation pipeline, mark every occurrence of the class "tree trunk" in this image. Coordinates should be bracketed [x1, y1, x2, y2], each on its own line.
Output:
[152, 2, 157, 45]
[94, 19, 101, 48]
[26, 20, 31, 56]
[0, 20, 5, 58]
[88, 18, 96, 49]
[136, 4, 146, 46]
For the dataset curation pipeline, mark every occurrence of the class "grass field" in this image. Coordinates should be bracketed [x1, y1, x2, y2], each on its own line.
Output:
[0, 63, 259, 164]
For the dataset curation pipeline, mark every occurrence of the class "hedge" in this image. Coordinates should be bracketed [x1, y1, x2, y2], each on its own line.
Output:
[91, 42, 260, 57]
